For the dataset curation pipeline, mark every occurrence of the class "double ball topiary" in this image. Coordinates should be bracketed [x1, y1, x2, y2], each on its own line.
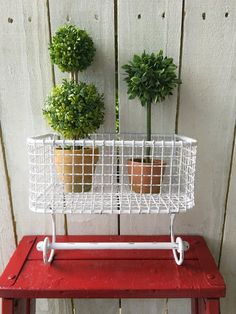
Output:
[43, 79, 104, 139]
[49, 24, 95, 73]
[44, 24, 104, 140]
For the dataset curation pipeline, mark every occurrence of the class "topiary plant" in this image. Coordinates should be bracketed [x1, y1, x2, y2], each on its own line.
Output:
[123, 50, 180, 194]
[43, 24, 104, 140]
[43, 79, 104, 140]
[49, 24, 95, 81]
[122, 50, 180, 147]
[43, 25, 104, 193]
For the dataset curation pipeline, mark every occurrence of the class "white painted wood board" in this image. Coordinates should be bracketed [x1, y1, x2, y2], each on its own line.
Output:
[119, 0, 181, 136]
[177, 0, 236, 258]
[49, 0, 116, 134]
[118, 0, 183, 236]
[0, 0, 65, 238]
[118, 0, 182, 237]
[0, 131, 16, 272]
[220, 132, 236, 314]
[49, 1, 118, 313]
[118, 0, 183, 313]
[169, 2, 236, 313]
[0, 1, 68, 313]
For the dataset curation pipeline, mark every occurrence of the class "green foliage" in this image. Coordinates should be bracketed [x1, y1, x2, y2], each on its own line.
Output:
[43, 79, 105, 139]
[122, 50, 180, 107]
[49, 24, 95, 73]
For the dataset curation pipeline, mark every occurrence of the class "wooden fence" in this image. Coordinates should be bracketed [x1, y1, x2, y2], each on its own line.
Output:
[0, 0, 235, 313]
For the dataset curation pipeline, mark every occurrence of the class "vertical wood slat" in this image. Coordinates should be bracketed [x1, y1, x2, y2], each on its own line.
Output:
[0, 1, 235, 314]
[118, 0, 183, 236]
[49, 1, 118, 313]
[0, 1, 69, 313]
[177, 0, 236, 257]
[49, 0, 117, 236]
[0, 130, 16, 272]
[220, 130, 236, 314]
[169, 1, 236, 313]
[118, 0, 183, 312]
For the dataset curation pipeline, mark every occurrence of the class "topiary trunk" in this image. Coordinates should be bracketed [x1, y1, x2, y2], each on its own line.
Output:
[146, 102, 152, 162]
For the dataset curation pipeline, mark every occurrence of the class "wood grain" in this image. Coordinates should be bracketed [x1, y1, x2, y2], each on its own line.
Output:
[169, 2, 236, 312]
[118, 0, 183, 244]
[220, 131, 236, 314]
[0, 1, 67, 313]
[49, 1, 118, 313]
[118, 0, 183, 312]
[0, 129, 16, 272]
[177, 0, 236, 257]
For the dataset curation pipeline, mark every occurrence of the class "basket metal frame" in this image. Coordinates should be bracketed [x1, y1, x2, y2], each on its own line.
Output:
[28, 133, 197, 265]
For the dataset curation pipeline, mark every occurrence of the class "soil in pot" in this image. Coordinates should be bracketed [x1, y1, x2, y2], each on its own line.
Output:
[54, 147, 99, 193]
[127, 159, 165, 194]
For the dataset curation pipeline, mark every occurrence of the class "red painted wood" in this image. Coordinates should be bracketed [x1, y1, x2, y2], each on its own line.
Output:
[205, 299, 220, 314]
[0, 237, 36, 287]
[193, 239, 225, 288]
[2, 298, 14, 314]
[0, 236, 225, 301]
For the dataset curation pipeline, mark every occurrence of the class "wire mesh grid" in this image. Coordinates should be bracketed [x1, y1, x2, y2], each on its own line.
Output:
[27, 133, 197, 214]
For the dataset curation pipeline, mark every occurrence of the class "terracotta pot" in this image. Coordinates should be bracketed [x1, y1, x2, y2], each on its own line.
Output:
[54, 147, 99, 193]
[127, 159, 165, 194]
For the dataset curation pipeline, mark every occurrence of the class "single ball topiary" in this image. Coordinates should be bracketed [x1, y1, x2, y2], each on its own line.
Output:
[49, 24, 96, 73]
[122, 50, 180, 107]
[43, 79, 105, 139]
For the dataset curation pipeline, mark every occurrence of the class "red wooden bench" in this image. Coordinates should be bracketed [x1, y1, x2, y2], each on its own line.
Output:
[0, 235, 225, 314]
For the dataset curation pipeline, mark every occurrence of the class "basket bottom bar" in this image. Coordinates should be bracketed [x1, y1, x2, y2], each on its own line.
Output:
[37, 241, 189, 251]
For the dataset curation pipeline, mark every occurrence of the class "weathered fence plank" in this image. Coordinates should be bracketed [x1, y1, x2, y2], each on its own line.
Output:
[220, 132, 236, 314]
[118, 0, 183, 312]
[0, 1, 69, 313]
[177, 0, 236, 257]
[168, 2, 236, 313]
[0, 129, 16, 272]
[0, 0, 235, 313]
[49, 0, 118, 313]
[118, 0, 183, 231]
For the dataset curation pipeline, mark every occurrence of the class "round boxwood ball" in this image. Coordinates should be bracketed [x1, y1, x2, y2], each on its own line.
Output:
[43, 79, 105, 139]
[122, 50, 180, 106]
[49, 24, 96, 73]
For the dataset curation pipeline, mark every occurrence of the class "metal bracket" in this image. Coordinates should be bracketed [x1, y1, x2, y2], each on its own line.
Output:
[37, 213, 189, 266]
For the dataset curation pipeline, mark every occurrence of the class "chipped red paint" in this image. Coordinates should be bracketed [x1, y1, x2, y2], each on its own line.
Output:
[0, 235, 225, 313]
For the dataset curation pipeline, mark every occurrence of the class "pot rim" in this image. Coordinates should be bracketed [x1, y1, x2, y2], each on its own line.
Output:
[55, 146, 99, 152]
[127, 158, 164, 165]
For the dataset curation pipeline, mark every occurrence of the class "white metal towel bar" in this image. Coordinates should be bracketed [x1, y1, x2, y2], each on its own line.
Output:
[36, 213, 189, 265]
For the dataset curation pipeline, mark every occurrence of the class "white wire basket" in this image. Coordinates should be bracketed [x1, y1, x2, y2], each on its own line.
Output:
[27, 133, 197, 215]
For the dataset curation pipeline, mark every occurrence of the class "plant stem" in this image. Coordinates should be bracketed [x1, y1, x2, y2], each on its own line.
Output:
[74, 71, 78, 83]
[69, 71, 74, 81]
[146, 102, 151, 162]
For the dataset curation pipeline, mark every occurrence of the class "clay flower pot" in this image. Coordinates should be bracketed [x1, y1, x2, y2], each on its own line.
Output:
[127, 159, 165, 194]
[54, 147, 99, 193]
